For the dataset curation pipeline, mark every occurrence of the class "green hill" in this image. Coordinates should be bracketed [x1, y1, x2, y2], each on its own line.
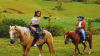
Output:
[0, 0, 100, 18]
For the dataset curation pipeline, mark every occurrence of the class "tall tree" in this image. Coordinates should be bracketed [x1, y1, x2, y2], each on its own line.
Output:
[56, 0, 62, 10]
[83, 0, 91, 3]
[63, 0, 72, 3]
[0, 8, 2, 18]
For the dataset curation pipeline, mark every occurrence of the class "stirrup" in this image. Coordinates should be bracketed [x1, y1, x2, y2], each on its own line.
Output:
[83, 40, 85, 43]
[34, 43, 39, 46]
[34, 43, 37, 46]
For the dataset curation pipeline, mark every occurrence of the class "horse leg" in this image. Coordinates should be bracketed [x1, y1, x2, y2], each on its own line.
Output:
[73, 43, 80, 56]
[47, 42, 55, 56]
[76, 44, 80, 56]
[38, 45, 43, 56]
[88, 39, 92, 54]
[82, 43, 87, 54]
[73, 46, 77, 56]
[22, 45, 26, 56]
[24, 45, 31, 56]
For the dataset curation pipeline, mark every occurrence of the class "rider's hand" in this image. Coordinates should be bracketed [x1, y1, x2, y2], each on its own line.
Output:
[77, 26, 81, 29]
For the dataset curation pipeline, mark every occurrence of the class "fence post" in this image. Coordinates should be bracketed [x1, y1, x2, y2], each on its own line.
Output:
[88, 19, 91, 31]
[47, 15, 52, 30]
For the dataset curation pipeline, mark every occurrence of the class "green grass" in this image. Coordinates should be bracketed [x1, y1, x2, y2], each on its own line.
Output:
[0, 35, 100, 56]
[0, 0, 100, 31]
[0, 1, 100, 55]
[0, 0, 100, 18]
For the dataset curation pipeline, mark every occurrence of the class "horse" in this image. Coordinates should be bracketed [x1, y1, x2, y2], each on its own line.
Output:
[64, 31, 92, 56]
[9, 25, 55, 56]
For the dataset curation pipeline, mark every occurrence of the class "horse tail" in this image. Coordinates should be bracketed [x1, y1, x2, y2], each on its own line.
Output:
[44, 30, 56, 55]
[88, 31, 92, 49]
[87, 31, 92, 54]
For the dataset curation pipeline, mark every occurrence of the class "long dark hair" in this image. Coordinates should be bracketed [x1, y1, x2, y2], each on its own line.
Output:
[34, 10, 41, 17]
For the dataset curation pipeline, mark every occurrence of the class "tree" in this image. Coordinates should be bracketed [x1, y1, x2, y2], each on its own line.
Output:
[96, 0, 100, 4]
[56, 0, 62, 10]
[63, 0, 72, 3]
[83, 0, 91, 3]
[0, 7, 2, 18]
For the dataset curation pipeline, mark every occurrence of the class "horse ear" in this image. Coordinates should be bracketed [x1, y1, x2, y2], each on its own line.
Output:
[14, 25, 17, 29]
[64, 31, 69, 34]
[10, 25, 12, 28]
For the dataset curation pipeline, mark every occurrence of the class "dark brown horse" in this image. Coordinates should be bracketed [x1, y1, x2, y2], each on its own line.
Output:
[64, 31, 92, 56]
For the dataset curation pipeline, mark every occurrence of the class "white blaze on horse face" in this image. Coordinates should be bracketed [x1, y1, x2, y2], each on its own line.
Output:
[65, 34, 66, 40]
[10, 30, 13, 40]
[10, 26, 14, 40]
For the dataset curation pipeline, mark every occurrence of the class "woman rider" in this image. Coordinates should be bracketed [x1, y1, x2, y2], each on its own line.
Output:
[76, 16, 86, 43]
[29, 10, 41, 46]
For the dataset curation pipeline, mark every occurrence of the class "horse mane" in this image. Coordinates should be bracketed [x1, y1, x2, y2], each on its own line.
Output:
[68, 31, 76, 44]
[15, 26, 30, 34]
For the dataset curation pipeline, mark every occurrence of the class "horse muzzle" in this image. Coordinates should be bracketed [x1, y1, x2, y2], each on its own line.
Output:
[65, 41, 69, 44]
[10, 40, 15, 44]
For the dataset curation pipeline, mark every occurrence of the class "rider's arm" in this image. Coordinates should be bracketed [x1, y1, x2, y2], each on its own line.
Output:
[76, 22, 79, 29]
[80, 21, 85, 28]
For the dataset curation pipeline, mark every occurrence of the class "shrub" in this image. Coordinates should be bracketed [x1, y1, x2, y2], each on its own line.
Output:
[95, 0, 100, 4]
[0, 18, 27, 38]
[92, 18, 100, 22]
[91, 27, 100, 35]
[45, 25, 65, 36]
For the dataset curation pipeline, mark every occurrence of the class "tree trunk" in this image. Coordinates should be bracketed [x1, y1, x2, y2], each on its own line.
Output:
[57, 0, 62, 10]
[0, 9, 2, 18]
[83, 0, 91, 4]
[64, 0, 72, 3]
[88, 19, 91, 32]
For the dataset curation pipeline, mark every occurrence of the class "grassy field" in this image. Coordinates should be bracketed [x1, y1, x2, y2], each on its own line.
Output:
[0, 35, 100, 56]
[0, 0, 100, 31]
[0, 0, 100, 18]
[0, 0, 100, 56]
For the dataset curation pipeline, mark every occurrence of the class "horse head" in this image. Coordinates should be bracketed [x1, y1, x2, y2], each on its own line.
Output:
[64, 31, 70, 44]
[9, 25, 18, 44]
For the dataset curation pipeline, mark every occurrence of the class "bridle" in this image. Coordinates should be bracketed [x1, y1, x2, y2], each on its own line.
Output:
[10, 28, 18, 40]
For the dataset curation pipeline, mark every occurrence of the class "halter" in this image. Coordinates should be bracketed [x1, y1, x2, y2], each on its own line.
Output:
[10, 28, 18, 40]
[65, 32, 70, 40]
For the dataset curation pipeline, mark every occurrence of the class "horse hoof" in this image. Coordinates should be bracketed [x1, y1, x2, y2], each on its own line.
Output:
[82, 52, 85, 54]
[73, 55, 75, 56]
[89, 52, 91, 55]
[89, 49, 92, 54]
[79, 54, 80, 56]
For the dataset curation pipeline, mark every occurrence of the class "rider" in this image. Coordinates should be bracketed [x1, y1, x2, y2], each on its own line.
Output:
[30, 10, 41, 46]
[76, 16, 86, 43]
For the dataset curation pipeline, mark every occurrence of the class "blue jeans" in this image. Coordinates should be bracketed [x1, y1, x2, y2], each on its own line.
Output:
[80, 29, 86, 40]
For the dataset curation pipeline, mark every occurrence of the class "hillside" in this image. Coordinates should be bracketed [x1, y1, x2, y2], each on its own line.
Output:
[0, 0, 100, 18]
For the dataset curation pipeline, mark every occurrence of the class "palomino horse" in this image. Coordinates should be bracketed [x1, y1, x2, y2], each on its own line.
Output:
[64, 31, 92, 56]
[9, 26, 55, 56]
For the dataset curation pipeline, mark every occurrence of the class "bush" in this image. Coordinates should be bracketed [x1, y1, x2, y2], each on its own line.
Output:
[95, 0, 100, 4]
[91, 27, 100, 35]
[45, 25, 65, 36]
[0, 18, 27, 38]
[91, 18, 100, 22]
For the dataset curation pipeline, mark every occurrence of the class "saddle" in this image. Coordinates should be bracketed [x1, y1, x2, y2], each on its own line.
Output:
[28, 27, 45, 39]
[75, 30, 88, 40]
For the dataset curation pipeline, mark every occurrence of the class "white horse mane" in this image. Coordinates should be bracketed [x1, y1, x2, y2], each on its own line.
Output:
[10, 25, 30, 36]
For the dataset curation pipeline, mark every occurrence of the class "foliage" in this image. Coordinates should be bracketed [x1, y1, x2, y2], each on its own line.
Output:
[90, 18, 100, 35]
[0, 18, 27, 38]
[91, 27, 100, 35]
[45, 25, 65, 36]
[91, 18, 100, 22]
